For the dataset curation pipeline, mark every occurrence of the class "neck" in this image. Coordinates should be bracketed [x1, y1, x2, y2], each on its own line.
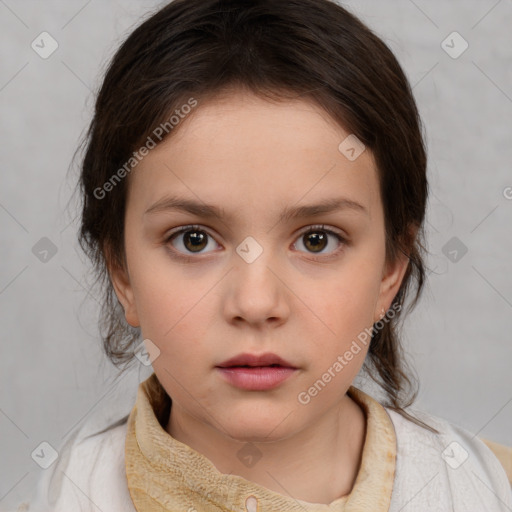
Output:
[165, 394, 366, 504]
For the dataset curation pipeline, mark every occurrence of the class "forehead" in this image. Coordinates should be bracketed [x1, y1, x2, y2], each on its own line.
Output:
[128, 90, 381, 223]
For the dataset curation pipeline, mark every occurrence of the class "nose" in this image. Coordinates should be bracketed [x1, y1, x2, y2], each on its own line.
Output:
[224, 242, 290, 328]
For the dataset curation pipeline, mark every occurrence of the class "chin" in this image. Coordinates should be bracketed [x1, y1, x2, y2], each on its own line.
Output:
[217, 405, 298, 443]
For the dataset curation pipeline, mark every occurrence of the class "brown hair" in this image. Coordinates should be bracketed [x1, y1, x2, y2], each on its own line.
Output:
[75, 0, 438, 433]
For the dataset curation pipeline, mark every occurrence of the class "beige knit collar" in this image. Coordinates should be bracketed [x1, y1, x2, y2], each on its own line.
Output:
[125, 372, 396, 511]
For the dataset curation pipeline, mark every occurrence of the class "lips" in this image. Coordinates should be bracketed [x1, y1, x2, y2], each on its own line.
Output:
[216, 352, 296, 369]
[216, 352, 298, 390]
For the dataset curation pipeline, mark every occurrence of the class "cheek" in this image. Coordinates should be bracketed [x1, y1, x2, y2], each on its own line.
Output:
[304, 264, 381, 334]
[128, 258, 215, 357]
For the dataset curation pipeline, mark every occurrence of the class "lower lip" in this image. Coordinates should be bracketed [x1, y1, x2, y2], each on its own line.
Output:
[216, 366, 297, 390]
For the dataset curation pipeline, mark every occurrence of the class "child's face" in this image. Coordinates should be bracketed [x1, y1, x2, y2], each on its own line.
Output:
[111, 90, 409, 441]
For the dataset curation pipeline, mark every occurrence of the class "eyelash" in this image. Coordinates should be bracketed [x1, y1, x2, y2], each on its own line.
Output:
[164, 224, 347, 262]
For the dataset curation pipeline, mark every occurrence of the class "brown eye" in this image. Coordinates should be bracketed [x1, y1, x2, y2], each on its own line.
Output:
[303, 231, 327, 253]
[166, 225, 219, 256]
[182, 229, 208, 252]
[293, 225, 346, 258]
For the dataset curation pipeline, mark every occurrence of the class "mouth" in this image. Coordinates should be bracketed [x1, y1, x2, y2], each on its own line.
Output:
[216, 353, 298, 390]
[216, 352, 296, 369]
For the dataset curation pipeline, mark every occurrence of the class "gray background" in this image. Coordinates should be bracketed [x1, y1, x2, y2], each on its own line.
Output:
[1, 0, 511, 507]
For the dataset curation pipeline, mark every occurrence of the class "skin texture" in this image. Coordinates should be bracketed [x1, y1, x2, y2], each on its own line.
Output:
[110, 89, 410, 504]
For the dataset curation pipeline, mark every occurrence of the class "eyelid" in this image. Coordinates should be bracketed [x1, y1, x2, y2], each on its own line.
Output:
[296, 223, 347, 239]
[165, 223, 347, 241]
[166, 224, 213, 238]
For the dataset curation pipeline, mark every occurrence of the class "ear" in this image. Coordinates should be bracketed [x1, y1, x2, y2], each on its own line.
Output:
[374, 226, 417, 323]
[106, 249, 140, 328]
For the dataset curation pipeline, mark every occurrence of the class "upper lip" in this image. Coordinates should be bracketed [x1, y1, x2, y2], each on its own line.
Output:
[216, 352, 296, 368]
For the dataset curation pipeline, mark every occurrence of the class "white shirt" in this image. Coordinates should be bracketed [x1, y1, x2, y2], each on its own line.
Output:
[12, 403, 512, 511]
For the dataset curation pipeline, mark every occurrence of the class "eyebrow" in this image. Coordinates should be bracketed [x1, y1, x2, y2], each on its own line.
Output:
[144, 195, 368, 222]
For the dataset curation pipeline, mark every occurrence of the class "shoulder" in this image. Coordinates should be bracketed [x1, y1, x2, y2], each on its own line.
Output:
[385, 405, 512, 511]
[16, 415, 135, 512]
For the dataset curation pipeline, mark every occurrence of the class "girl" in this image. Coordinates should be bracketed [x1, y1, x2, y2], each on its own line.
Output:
[17, 0, 511, 510]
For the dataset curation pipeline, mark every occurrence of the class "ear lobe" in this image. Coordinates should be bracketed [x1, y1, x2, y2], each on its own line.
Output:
[107, 255, 140, 328]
